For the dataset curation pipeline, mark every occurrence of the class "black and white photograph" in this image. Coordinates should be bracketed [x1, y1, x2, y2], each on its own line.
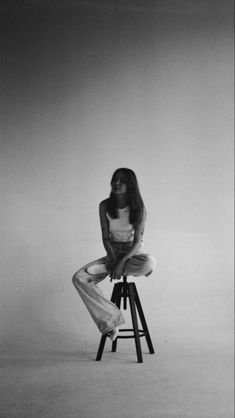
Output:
[0, 1, 234, 417]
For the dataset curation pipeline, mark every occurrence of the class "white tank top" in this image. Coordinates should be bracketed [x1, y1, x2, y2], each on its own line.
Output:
[106, 207, 134, 242]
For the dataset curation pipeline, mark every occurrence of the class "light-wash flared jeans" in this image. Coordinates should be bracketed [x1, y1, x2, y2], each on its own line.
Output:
[72, 242, 156, 335]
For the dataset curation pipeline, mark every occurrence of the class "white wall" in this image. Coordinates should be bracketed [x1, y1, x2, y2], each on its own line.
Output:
[1, 2, 233, 353]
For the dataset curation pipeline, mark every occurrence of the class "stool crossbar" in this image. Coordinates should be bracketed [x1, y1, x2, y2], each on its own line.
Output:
[96, 276, 155, 363]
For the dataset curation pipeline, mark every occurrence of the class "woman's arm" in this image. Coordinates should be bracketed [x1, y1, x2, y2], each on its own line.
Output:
[99, 200, 116, 262]
[110, 208, 147, 281]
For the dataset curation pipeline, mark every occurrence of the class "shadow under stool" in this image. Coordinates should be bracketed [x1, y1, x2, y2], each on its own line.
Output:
[96, 275, 155, 363]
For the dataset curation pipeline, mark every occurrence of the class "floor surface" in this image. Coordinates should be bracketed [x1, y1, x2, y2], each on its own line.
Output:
[0, 327, 233, 418]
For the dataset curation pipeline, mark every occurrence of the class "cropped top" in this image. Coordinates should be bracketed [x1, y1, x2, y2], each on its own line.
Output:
[106, 207, 134, 242]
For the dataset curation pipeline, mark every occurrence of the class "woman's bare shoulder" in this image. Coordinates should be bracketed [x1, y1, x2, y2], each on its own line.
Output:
[99, 198, 109, 210]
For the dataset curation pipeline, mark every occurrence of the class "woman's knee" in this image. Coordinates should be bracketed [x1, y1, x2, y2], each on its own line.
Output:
[72, 272, 78, 286]
[145, 255, 156, 276]
[72, 270, 84, 286]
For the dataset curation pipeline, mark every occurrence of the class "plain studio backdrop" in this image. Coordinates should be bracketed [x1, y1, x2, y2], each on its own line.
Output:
[0, 0, 234, 416]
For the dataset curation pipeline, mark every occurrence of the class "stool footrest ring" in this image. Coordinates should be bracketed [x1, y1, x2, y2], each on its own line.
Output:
[117, 328, 146, 339]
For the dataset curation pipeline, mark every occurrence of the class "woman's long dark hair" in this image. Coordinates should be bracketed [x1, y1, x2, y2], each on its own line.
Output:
[107, 168, 145, 225]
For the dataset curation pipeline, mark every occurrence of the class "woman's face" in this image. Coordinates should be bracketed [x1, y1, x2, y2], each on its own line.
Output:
[111, 171, 128, 195]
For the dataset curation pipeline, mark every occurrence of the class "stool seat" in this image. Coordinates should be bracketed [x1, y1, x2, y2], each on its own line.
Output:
[96, 275, 155, 363]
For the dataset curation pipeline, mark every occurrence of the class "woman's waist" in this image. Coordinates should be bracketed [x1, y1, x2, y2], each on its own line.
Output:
[110, 241, 133, 249]
[109, 230, 134, 242]
[110, 241, 144, 256]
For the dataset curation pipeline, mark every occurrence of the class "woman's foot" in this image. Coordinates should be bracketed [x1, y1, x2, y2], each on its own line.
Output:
[106, 327, 119, 342]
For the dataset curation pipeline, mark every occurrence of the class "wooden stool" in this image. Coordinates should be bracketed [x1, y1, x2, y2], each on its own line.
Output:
[96, 275, 155, 363]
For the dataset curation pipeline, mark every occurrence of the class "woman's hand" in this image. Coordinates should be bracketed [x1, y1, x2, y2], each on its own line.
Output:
[110, 260, 126, 282]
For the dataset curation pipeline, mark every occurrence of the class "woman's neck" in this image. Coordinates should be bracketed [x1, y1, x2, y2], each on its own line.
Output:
[115, 194, 128, 209]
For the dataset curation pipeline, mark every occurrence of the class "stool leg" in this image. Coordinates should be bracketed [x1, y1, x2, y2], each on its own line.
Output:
[96, 334, 107, 361]
[123, 281, 128, 310]
[122, 276, 128, 310]
[133, 283, 155, 354]
[129, 283, 143, 363]
[96, 283, 119, 361]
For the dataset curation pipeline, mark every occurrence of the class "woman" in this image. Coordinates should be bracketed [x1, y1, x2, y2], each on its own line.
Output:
[72, 168, 156, 342]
